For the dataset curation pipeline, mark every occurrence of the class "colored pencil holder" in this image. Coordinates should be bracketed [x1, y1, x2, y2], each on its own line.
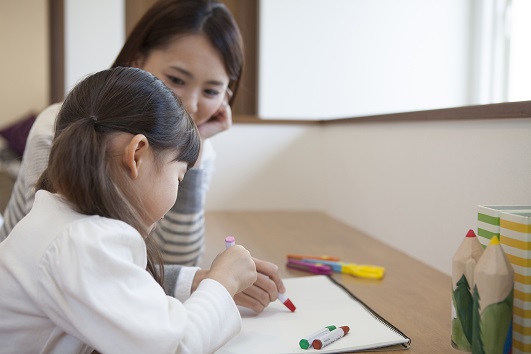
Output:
[478, 205, 531, 353]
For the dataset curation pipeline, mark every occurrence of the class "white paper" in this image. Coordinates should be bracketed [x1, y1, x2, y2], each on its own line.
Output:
[215, 275, 409, 354]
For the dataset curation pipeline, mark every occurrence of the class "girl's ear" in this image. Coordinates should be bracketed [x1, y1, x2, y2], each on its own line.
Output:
[123, 134, 149, 179]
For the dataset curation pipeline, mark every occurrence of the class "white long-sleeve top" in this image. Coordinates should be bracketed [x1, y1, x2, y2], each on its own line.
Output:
[0, 190, 240, 354]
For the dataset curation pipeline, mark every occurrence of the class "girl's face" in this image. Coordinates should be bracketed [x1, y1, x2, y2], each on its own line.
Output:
[138, 34, 230, 127]
[111, 133, 188, 231]
[142, 152, 188, 229]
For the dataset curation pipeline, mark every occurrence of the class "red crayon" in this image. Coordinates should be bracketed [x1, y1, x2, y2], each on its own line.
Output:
[278, 292, 296, 312]
[313, 326, 350, 350]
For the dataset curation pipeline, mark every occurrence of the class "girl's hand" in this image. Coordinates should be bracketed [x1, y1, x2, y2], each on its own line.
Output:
[233, 257, 286, 313]
[207, 245, 257, 297]
[197, 89, 233, 140]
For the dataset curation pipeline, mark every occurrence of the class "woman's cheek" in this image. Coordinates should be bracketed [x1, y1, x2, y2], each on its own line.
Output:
[193, 115, 208, 126]
[196, 103, 220, 125]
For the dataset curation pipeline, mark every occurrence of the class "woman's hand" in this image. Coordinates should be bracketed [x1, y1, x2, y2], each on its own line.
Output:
[233, 257, 286, 313]
[196, 89, 233, 140]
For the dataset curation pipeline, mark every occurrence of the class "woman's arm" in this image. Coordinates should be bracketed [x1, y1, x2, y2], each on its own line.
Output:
[151, 140, 216, 266]
[151, 167, 206, 266]
[0, 104, 61, 241]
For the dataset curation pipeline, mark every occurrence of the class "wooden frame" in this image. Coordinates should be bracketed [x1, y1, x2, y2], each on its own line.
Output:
[49, 0, 64, 104]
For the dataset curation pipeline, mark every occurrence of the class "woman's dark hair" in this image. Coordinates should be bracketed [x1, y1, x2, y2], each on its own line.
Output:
[112, 0, 244, 105]
[37, 67, 201, 286]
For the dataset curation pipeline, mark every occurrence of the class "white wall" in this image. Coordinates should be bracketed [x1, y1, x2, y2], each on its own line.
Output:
[207, 124, 324, 210]
[64, 0, 125, 94]
[323, 117, 531, 274]
[258, 0, 472, 119]
[207, 115, 531, 275]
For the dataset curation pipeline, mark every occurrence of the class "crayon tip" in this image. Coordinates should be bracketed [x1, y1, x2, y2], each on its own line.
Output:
[466, 229, 477, 238]
[283, 298, 296, 312]
[489, 235, 500, 245]
[299, 339, 310, 349]
[313, 340, 323, 350]
[224, 236, 236, 249]
[278, 292, 296, 312]
[225, 236, 235, 243]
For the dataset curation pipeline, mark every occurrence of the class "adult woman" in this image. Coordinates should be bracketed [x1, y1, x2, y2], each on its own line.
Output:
[0, 0, 283, 313]
[112, 0, 240, 267]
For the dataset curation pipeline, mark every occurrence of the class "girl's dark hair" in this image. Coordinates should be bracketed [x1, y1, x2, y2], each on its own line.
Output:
[112, 0, 244, 106]
[37, 67, 201, 286]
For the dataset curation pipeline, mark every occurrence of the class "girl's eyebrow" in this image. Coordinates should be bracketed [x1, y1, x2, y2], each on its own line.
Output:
[169, 66, 226, 87]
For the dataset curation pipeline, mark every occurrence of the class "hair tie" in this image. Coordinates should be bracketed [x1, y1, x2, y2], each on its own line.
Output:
[90, 116, 103, 132]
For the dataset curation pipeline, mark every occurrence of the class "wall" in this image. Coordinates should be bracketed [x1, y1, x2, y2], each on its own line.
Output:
[207, 124, 324, 210]
[0, 0, 124, 128]
[64, 0, 124, 94]
[258, 0, 472, 119]
[0, 0, 48, 128]
[323, 116, 531, 275]
[207, 115, 531, 275]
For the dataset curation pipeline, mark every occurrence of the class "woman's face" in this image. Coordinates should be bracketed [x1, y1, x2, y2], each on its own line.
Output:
[138, 34, 230, 127]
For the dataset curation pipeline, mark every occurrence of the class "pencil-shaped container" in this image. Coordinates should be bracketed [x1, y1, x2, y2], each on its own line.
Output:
[478, 205, 531, 248]
[452, 229, 484, 351]
[499, 211, 531, 353]
[472, 236, 514, 354]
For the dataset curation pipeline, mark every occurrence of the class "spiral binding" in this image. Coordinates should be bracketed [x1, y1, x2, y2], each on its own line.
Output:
[327, 276, 411, 348]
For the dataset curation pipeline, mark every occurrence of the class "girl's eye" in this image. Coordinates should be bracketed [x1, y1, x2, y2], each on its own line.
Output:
[167, 75, 184, 86]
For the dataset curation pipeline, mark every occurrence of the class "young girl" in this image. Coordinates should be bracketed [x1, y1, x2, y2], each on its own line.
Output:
[0, 67, 257, 354]
[0, 0, 283, 314]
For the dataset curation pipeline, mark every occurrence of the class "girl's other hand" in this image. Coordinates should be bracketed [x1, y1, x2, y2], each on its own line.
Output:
[233, 257, 286, 313]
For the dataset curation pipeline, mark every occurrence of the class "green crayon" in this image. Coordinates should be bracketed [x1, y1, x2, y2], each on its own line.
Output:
[299, 325, 336, 349]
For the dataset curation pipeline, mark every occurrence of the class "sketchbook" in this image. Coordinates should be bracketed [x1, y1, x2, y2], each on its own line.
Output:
[216, 275, 410, 354]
